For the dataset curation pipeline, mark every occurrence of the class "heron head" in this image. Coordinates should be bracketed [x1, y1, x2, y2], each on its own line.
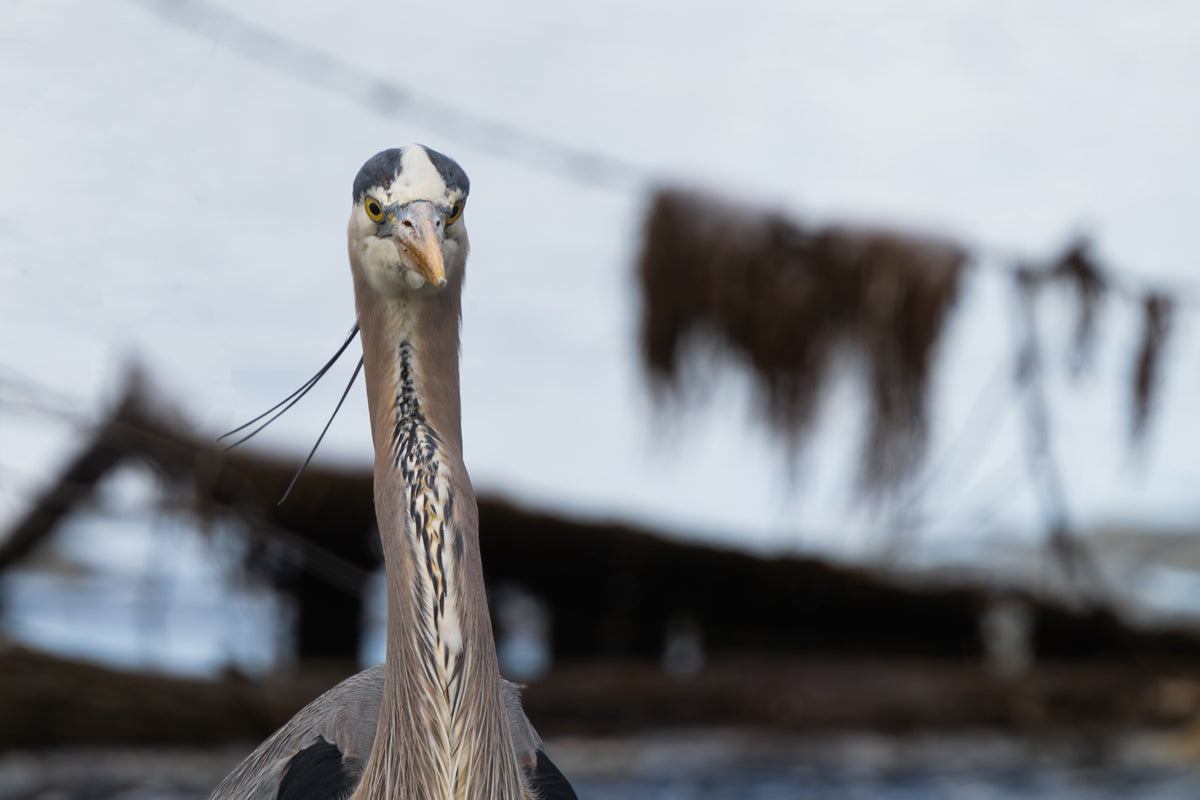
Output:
[348, 145, 470, 297]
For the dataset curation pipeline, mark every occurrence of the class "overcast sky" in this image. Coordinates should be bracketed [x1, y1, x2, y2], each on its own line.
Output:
[2, 0, 1198, 561]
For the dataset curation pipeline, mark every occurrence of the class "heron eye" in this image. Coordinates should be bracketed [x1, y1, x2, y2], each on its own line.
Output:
[446, 202, 464, 224]
[365, 199, 384, 222]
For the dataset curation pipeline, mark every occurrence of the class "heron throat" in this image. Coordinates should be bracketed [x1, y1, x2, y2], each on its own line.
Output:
[391, 340, 467, 696]
[359, 334, 525, 800]
[351, 281, 525, 800]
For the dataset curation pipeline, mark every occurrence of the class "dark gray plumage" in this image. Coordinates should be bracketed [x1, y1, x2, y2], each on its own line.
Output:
[352, 145, 468, 204]
[209, 668, 377, 800]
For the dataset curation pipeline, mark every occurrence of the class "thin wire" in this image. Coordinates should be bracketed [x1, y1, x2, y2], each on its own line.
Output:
[901, 360, 1015, 510]
[134, 0, 1199, 306]
[135, 0, 652, 192]
[278, 354, 364, 506]
[235, 516, 371, 598]
[219, 321, 359, 449]
[1006, 271, 1110, 604]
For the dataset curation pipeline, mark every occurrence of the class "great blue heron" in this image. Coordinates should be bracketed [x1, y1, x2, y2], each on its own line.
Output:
[209, 146, 577, 800]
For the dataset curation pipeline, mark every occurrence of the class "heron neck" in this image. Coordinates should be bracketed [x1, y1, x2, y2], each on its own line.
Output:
[352, 288, 525, 800]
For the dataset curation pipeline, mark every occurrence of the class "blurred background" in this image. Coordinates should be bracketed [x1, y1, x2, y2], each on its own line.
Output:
[3, 1, 1200, 797]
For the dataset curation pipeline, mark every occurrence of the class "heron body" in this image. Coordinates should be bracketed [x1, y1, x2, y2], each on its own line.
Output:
[209, 147, 575, 800]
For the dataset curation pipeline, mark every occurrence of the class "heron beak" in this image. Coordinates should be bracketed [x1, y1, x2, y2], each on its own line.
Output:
[393, 202, 446, 288]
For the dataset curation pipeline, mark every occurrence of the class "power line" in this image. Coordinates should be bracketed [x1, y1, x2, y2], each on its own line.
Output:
[135, 0, 653, 191]
[137, 0, 1200, 307]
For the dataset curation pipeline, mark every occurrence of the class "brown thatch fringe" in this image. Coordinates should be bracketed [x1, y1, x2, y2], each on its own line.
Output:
[1051, 239, 1108, 375]
[636, 188, 967, 491]
[1132, 292, 1174, 441]
[1014, 239, 1109, 377]
[1014, 241, 1175, 444]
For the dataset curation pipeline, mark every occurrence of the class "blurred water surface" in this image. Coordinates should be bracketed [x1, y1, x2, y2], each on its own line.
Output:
[568, 761, 1200, 800]
[3, 733, 1199, 800]
[560, 732, 1200, 800]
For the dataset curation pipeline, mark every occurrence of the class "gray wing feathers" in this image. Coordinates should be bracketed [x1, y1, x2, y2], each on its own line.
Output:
[208, 667, 548, 799]
[208, 665, 384, 800]
[500, 679, 543, 770]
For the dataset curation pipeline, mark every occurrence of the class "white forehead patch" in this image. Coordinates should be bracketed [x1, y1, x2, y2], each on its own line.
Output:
[379, 147, 451, 206]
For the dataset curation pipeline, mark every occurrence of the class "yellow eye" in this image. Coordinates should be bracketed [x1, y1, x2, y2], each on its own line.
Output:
[365, 199, 384, 222]
[446, 202, 464, 225]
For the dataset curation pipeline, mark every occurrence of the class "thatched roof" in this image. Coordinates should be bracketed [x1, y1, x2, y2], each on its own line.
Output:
[638, 188, 966, 490]
[636, 191, 1181, 495]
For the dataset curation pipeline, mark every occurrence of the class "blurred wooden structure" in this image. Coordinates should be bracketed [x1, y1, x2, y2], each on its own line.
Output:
[4, 373, 1200, 665]
[4, 374, 1200, 748]
[4, 645, 1200, 748]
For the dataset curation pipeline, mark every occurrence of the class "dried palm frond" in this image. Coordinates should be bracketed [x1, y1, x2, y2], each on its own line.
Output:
[1050, 239, 1108, 375]
[1132, 292, 1174, 441]
[637, 188, 966, 492]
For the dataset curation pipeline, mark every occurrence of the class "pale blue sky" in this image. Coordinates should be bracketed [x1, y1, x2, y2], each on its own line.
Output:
[2, 0, 1198, 560]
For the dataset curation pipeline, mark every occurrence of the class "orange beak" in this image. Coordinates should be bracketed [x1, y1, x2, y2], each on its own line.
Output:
[393, 202, 446, 288]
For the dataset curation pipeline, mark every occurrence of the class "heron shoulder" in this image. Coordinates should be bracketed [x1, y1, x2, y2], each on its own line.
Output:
[207, 666, 383, 800]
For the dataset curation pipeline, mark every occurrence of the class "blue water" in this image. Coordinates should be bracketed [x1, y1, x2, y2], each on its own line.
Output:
[569, 764, 1200, 799]
[565, 738, 1200, 799]
[4, 737, 1199, 800]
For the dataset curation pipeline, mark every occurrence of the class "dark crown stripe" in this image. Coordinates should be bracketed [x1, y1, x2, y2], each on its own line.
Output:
[352, 145, 469, 203]
[352, 148, 404, 203]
